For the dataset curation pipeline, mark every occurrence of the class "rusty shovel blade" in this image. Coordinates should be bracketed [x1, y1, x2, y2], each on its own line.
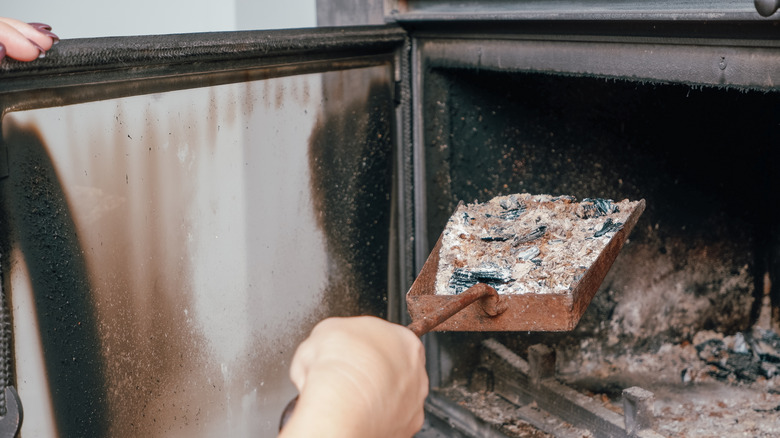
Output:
[406, 197, 645, 332]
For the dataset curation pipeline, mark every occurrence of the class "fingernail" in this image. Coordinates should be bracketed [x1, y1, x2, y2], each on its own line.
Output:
[28, 22, 53, 31]
[27, 39, 46, 59]
[41, 29, 60, 44]
[0, 43, 6, 62]
[28, 23, 59, 44]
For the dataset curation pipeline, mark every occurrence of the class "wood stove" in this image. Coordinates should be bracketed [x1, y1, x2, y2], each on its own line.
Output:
[2, 1, 780, 436]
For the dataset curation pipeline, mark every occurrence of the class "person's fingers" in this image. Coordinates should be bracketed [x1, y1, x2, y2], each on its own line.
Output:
[0, 17, 60, 62]
[408, 409, 426, 437]
[0, 22, 43, 61]
[0, 17, 55, 51]
[28, 22, 59, 45]
[284, 316, 430, 438]
[288, 337, 316, 391]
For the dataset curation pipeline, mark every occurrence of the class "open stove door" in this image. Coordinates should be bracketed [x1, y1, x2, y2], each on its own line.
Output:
[0, 25, 414, 438]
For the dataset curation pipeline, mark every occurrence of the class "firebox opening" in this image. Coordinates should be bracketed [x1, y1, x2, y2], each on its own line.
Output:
[420, 66, 780, 436]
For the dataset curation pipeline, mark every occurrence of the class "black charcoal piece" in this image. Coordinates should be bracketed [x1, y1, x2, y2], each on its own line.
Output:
[696, 339, 728, 361]
[448, 263, 512, 294]
[584, 198, 619, 215]
[727, 353, 762, 382]
[480, 236, 509, 242]
[695, 334, 779, 382]
[480, 226, 513, 242]
[594, 218, 623, 238]
[761, 353, 780, 364]
[498, 208, 525, 220]
[578, 198, 619, 219]
[513, 226, 547, 245]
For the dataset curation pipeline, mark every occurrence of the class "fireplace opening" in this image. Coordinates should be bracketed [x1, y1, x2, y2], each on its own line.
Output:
[420, 67, 780, 436]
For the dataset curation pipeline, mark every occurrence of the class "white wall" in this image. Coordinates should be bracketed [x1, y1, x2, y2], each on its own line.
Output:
[4, 0, 317, 38]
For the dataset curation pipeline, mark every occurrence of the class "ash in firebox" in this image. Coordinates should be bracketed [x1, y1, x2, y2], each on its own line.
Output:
[557, 326, 780, 437]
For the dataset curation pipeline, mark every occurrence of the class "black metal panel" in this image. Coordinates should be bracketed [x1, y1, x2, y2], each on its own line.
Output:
[390, 0, 777, 21]
[415, 35, 780, 91]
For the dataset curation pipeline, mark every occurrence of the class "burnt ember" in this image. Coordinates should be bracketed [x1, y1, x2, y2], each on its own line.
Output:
[577, 198, 619, 219]
[496, 196, 526, 220]
[480, 226, 513, 242]
[449, 263, 513, 294]
[694, 330, 780, 383]
[556, 326, 780, 437]
[593, 219, 622, 238]
[512, 226, 548, 245]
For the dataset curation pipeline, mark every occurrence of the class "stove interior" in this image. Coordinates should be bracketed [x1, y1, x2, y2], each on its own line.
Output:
[419, 67, 780, 436]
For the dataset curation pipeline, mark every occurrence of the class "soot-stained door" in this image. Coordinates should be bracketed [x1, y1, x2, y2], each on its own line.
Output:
[0, 27, 406, 438]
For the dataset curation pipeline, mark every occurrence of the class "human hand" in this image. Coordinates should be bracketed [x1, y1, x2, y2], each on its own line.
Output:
[279, 316, 428, 438]
[0, 17, 59, 62]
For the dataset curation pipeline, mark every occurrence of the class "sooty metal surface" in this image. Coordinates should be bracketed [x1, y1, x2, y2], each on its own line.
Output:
[0, 27, 401, 437]
[0, 25, 405, 96]
[391, 0, 776, 21]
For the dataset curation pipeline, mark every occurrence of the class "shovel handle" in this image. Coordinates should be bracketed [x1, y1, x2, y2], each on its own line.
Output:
[406, 283, 506, 337]
[278, 283, 504, 431]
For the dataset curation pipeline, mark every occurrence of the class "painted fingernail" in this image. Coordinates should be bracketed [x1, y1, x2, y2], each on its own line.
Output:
[27, 39, 46, 59]
[28, 22, 53, 31]
[41, 29, 60, 44]
[28, 23, 59, 44]
[0, 43, 6, 62]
